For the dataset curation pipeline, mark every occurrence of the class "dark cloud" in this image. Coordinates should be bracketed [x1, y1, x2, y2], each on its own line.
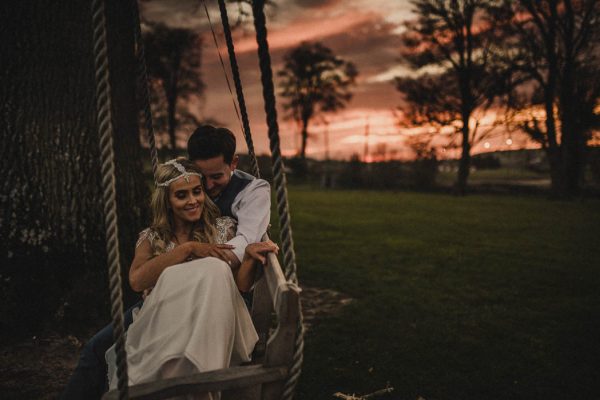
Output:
[308, 17, 402, 79]
[293, 0, 343, 9]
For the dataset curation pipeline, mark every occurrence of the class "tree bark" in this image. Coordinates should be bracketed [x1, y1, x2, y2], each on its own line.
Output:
[106, 0, 152, 305]
[0, 0, 148, 335]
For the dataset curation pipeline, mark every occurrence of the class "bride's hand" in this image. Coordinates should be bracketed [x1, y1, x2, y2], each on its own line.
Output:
[243, 240, 279, 265]
[188, 242, 235, 262]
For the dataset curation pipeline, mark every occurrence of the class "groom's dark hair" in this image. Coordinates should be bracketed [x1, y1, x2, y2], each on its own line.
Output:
[187, 125, 237, 164]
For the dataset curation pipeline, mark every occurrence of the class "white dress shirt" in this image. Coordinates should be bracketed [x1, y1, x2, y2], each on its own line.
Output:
[226, 170, 271, 262]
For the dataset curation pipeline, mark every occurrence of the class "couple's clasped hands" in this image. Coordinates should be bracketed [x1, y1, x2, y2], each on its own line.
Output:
[186, 242, 236, 262]
[185, 240, 279, 265]
[243, 240, 279, 265]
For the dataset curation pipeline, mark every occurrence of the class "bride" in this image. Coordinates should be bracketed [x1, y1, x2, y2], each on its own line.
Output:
[106, 158, 277, 390]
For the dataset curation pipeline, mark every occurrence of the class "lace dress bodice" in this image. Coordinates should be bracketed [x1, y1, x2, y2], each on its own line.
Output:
[136, 216, 237, 252]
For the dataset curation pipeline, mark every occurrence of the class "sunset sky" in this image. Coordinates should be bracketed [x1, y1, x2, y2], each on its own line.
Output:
[141, 0, 531, 160]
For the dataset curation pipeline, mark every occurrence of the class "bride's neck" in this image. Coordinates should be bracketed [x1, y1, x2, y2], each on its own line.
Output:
[173, 219, 194, 238]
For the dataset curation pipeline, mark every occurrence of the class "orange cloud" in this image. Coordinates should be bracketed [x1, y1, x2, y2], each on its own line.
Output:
[230, 11, 381, 54]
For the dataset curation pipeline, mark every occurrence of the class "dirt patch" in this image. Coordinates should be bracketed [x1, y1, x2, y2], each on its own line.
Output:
[0, 285, 351, 399]
[0, 334, 83, 399]
[301, 286, 353, 332]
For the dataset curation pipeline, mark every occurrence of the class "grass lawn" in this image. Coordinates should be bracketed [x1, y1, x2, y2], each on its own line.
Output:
[271, 188, 600, 400]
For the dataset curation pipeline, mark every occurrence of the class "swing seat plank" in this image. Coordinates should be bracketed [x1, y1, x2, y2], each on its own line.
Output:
[102, 365, 287, 400]
[103, 246, 299, 400]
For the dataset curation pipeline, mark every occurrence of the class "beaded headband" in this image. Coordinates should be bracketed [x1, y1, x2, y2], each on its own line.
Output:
[156, 159, 203, 187]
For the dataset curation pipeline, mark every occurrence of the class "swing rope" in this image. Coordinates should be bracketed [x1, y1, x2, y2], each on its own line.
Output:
[213, 2, 305, 397]
[215, 0, 261, 179]
[251, 1, 305, 399]
[90, 0, 129, 398]
[202, 2, 247, 152]
[132, 0, 159, 183]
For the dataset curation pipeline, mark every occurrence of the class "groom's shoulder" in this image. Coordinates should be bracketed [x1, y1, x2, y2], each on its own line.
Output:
[234, 170, 269, 188]
[232, 170, 270, 201]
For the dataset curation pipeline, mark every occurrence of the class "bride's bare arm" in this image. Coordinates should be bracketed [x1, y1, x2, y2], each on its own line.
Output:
[235, 241, 279, 293]
[129, 240, 234, 292]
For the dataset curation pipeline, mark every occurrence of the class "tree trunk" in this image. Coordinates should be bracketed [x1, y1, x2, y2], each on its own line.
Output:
[0, 0, 148, 337]
[456, 121, 471, 196]
[542, 87, 564, 198]
[106, 0, 151, 306]
[546, 145, 563, 197]
[455, 76, 472, 196]
[299, 116, 309, 159]
[558, 50, 586, 198]
[560, 115, 586, 198]
[542, 3, 574, 199]
[454, 59, 474, 196]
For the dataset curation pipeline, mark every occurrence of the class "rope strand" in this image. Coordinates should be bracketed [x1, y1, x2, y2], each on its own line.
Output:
[90, 0, 129, 397]
[202, 2, 247, 151]
[132, 0, 159, 183]
[216, 0, 260, 178]
[251, 2, 304, 399]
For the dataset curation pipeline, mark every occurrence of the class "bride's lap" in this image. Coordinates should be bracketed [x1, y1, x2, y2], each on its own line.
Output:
[107, 257, 257, 392]
[143, 257, 235, 305]
[115, 256, 257, 388]
[156, 257, 232, 286]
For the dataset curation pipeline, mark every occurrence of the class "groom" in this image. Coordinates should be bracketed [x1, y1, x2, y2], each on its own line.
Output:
[61, 125, 271, 399]
[188, 124, 270, 268]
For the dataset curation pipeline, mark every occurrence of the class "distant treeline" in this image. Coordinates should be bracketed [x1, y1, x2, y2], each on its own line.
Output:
[237, 148, 600, 194]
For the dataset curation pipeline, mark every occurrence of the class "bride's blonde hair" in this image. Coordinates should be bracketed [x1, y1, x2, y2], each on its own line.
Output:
[149, 158, 220, 256]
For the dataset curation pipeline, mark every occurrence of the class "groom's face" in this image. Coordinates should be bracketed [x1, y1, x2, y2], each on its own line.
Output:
[193, 155, 238, 199]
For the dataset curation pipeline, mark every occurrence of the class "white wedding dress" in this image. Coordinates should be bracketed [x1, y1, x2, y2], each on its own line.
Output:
[106, 218, 258, 396]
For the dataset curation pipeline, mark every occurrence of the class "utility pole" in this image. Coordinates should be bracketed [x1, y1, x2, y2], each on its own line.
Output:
[363, 116, 370, 162]
[324, 118, 330, 161]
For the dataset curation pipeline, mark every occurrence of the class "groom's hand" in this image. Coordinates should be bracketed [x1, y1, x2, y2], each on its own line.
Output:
[243, 240, 279, 265]
[189, 243, 235, 263]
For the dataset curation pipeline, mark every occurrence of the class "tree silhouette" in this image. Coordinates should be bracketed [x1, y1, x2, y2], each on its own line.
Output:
[143, 22, 204, 154]
[278, 41, 358, 159]
[396, 0, 497, 195]
[489, 0, 600, 198]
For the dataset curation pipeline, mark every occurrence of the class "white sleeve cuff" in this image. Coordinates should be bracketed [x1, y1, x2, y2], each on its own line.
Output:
[228, 235, 249, 263]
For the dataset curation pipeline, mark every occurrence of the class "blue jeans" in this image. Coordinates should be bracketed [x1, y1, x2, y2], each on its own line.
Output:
[61, 301, 142, 400]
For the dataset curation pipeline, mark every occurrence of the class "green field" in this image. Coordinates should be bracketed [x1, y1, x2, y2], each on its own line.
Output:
[272, 188, 600, 400]
[436, 168, 550, 187]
